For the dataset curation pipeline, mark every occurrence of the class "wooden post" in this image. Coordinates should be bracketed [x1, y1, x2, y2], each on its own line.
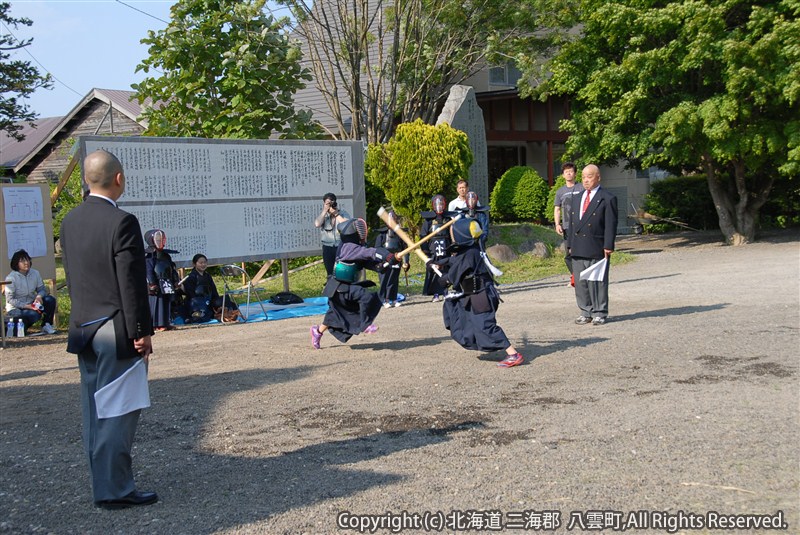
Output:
[281, 258, 290, 292]
[251, 259, 275, 286]
[50, 154, 80, 206]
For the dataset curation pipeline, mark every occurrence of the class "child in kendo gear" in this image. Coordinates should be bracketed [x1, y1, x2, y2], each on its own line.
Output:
[429, 218, 524, 368]
[419, 194, 454, 301]
[374, 210, 411, 308]
[144, 229, 180, 331]
[453, 191, 490, 251]
[311, 218, 399, 349]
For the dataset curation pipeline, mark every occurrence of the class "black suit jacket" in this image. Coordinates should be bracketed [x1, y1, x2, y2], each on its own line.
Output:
[61, 196, 153, 357]
[566, 187, 619, 259]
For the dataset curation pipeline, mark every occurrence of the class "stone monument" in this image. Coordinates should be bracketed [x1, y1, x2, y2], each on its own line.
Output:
[436, 85, 489, 203]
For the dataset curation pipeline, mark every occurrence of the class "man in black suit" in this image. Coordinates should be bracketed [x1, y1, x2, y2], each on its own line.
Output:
[61, 150, 157, 509]
[566, 164, 618, 325]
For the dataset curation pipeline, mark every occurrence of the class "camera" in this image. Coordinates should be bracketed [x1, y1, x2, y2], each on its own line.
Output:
[329, 201, 338, 209]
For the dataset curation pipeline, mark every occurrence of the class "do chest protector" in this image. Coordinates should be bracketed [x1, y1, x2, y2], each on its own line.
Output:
[333, 261, 359, 283]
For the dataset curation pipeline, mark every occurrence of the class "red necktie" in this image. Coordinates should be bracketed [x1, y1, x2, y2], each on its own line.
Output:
[581, 192, 591, 216]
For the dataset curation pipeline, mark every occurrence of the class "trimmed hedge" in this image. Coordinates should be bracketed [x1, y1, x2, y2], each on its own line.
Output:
[490, 166, 549, 223]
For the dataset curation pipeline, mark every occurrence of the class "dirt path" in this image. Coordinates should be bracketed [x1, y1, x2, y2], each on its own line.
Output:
[1, 230, 798, 534]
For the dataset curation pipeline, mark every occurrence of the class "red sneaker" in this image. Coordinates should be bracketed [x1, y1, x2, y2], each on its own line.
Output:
[497, 353, 524, 368]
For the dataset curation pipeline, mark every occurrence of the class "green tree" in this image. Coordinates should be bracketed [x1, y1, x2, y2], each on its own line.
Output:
[367, 119, 472, 231]
[0, 2, 52, 141]
[513, 0, 800, 245]
[133, 0, 319, 139]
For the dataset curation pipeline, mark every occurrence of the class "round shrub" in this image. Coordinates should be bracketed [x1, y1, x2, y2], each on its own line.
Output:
[490, 166, 530, 221]
[512, 168, 550, 223]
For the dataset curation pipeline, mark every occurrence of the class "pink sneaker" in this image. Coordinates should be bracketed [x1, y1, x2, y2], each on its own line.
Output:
[310, 325, 323, 349]
[363, 324, 379, 334]
[497, 353, 524, 368]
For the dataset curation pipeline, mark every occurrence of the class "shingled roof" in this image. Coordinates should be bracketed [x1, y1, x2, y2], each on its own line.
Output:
[0, 88, 149, 174]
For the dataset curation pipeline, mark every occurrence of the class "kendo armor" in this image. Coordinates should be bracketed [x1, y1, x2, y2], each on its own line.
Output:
[449, 218, 483, 250]
[337, 218, 368, 245]
[145, 228, 177, 295]
[333, 261, 359, 283]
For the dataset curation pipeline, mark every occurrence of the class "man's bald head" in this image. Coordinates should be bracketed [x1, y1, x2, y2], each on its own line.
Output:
[83, 150, 124, 197]
[581, 164, 601, 191]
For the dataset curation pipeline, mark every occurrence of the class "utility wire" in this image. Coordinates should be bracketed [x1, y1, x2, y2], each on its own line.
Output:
[0, 20, 83, 98]
[114, 0, 170, 25]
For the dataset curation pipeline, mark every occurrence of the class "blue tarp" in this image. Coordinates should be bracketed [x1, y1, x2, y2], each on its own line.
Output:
[176, 293, 405, 326]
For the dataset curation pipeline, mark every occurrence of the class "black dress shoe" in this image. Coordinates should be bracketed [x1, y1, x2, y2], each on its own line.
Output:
[96, 490, 158, 510]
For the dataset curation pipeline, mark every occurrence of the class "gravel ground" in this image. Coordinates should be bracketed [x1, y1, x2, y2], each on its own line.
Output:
[1, 230, 798, 535]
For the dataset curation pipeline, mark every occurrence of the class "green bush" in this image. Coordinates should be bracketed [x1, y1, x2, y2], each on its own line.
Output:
[643, 175, 718, 231]
[490, 166, 529, 221]
[490, 166, 549, 222]
[512, 169, 550, 223]
[546, 175, 567, 224]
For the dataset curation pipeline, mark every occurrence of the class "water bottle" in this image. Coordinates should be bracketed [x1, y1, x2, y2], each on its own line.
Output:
[16, 319, 25, 338]
[6, 317, 14, 337]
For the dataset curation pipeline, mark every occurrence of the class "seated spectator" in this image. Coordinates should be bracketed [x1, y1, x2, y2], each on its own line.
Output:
[4, 249, 57, 334]
[180, 254, 238, 323]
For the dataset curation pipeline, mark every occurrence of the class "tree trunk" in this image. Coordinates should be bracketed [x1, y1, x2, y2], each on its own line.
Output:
[703, 157, 774, 246]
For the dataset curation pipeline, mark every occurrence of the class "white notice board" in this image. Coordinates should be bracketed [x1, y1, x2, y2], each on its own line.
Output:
[79, 136, 365, 267]
[0, 183, 56, 281]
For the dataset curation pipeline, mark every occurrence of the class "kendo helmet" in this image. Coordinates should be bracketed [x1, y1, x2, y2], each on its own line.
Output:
[431, 194, 446, 215]
[144, 229, 167, 252]
[466, 191, 479, 210]
[449, 218, 483, 250]
[337, 217, 369, 245]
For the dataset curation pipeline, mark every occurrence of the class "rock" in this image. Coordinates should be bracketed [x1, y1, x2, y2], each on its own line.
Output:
[520, 240, 550, 258]
[486, 244, 517, 263]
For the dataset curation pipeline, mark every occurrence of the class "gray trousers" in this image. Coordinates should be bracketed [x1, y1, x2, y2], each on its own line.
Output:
[77, 320, 142, 502]
[571, 257, 610, 318]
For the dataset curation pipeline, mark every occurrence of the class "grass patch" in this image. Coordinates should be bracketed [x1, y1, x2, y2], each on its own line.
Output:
[49, 223, 633, 329]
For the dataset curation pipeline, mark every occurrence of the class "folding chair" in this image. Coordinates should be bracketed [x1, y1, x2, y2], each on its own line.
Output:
[218, 264, 269, 322]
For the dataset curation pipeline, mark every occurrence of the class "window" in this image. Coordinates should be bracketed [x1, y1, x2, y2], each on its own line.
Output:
[489, 62, 523, 87]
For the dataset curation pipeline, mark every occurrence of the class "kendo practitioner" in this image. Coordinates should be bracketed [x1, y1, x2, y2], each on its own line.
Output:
[420, 194, 453, 301]
[180, 253, 239, 323]
[454, 191, 490, 251]
[311, 218, 398, 349]
[374, 210, 410, 308]
[144, 229, 179, 331]
[429, 218, 524, 368]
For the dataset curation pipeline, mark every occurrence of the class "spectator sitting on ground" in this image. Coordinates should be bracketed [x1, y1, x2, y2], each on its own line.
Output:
[180, 254, 239, 323]
[4, 249, 57, 334]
